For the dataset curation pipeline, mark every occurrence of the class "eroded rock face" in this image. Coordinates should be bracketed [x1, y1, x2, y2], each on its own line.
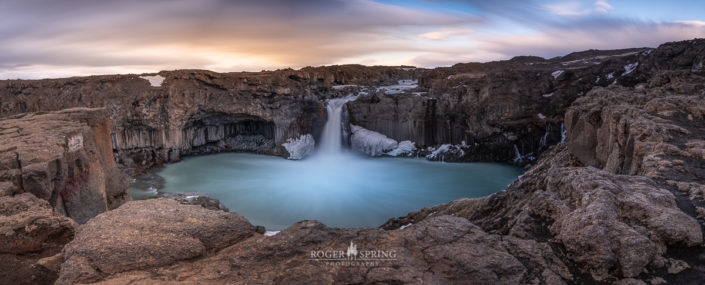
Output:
[348, 48, 649, 164]
[57, 208, 573, 285]
[0, 108, 130, 223]
[385, 72, 705, 282]
[0, 66, 416, 174]
[0, 193, 76, 284]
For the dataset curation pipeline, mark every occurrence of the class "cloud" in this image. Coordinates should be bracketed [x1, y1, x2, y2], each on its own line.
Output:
[477, 21, 705, 59]
[0, 0, 703, 78]
[542, 2, 591, 16]
[594, 0, 613, 14]
[0, 0, 481, 78]
[675, 20, 705, 27]
[541, 0, 613, 16]
[418, 27, 474, 40]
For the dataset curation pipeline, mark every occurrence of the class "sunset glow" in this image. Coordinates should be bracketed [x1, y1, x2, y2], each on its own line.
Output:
[1, 0, 704, 79]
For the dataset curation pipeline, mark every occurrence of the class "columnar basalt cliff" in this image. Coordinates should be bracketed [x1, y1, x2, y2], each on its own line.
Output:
[0, 108, 130, 221]
[0, 66, 417, 174]
[1, 41, 704, 171]
[347, 48, 650, 162]
[0, 108, 130, 284]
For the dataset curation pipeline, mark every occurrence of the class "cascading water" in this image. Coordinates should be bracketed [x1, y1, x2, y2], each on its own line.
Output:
[560, 122, 567, 143]
[317, 97, 357, 156]
[130, 95, 523, 230]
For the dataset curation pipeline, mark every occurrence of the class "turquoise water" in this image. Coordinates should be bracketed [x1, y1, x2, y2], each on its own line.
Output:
[131, 152, 522, 230]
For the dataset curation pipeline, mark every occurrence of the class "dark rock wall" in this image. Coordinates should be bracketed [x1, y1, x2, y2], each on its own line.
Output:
[0, 108, 130, 222]
[0, 66, 417, 174]
[349, 49, 651, 163]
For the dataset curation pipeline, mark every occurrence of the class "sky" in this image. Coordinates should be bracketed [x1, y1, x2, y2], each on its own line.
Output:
[1, 0, 704, 79]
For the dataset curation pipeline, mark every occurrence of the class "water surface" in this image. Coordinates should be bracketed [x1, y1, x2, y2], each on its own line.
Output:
[131, 152, 522, 230]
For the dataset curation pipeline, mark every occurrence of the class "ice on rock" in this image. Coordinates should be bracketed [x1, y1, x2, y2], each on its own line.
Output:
[350, 125, 398, 156]
[426, 144, 452, 160]
[622, 62, 639, 75]
[283, 134, 315, 160]
[140, 75, 165, 87]
[349, 125, 417, 157]
[386, 140, 416, 157]
[264, 231, 280, 237]
[377, 79, 418, 95]
[331, 85, 358, 90]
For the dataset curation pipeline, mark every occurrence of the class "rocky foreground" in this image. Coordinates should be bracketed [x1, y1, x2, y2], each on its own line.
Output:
[0, 39, 704, 284]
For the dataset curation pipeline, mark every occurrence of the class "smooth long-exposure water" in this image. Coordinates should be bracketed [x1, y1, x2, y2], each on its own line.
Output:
[131, 152, 522, 230]
[131, 97, 522, 230]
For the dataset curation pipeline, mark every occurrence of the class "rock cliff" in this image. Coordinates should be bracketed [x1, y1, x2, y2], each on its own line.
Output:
[0, 66, 416, 174]
[1, 41, 703, 171]
[0, 108, 130, 222]
[0, 108, 131, 284]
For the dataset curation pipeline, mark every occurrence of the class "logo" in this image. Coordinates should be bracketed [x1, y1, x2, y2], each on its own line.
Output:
[310, 241, 397, 267]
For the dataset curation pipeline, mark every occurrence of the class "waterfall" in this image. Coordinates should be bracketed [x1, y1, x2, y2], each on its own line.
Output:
[318, 97, 357, 155]
[513, 144, 523, 164]
[539, 123, 552, 150]
[560, 122, 567, 143]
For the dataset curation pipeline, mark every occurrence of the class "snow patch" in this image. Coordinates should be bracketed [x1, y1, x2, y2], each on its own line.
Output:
[140, 75, 165, 87]
[606, 72, 614, 80]
[386, 140, 416, 157]
[537, 113, 546, 120]
[264, 231, 280, 237]
[283, 134, 315, 160]
[426, 144, 452, 160]
[400, 223, 413, 230]
[332, 84, 358, 90]
[350, 125, 398, 156]
[551, 70, 564, 79]
[542, 93, 553, 98]
[377, 79, 418, 94]
[68, 134, 84, 152]
[622, 62, 639, 75]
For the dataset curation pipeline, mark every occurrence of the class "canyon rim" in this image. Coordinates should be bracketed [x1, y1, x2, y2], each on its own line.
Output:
[2, 1, 705, 284]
